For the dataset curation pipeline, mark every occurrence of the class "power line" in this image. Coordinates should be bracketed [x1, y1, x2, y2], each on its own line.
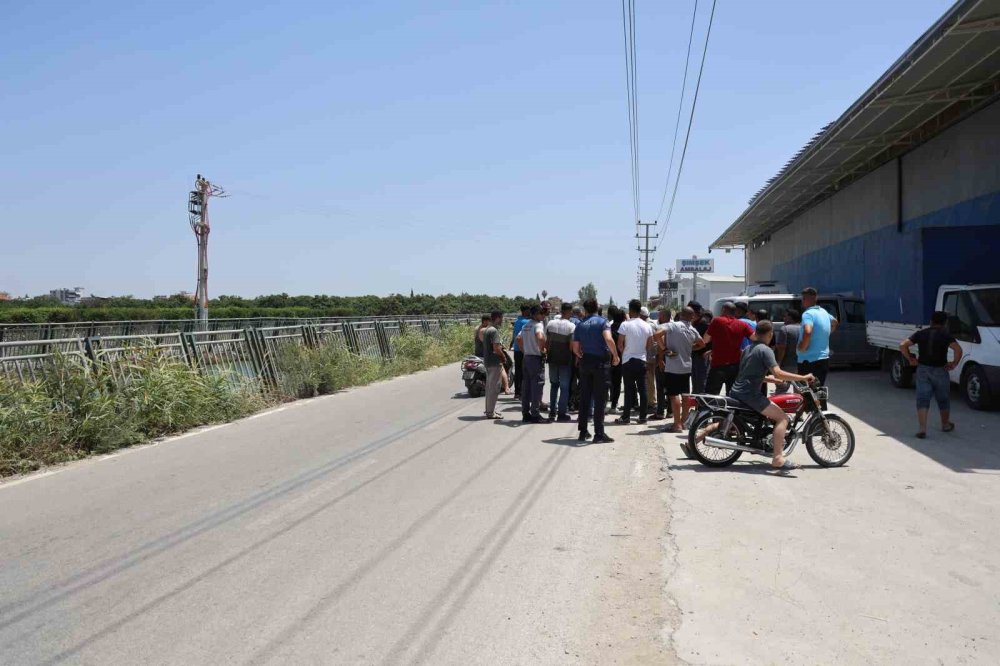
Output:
[621, 0, 640, 223]
[655, 0, 717, 253]
[654, 0, 699, 225]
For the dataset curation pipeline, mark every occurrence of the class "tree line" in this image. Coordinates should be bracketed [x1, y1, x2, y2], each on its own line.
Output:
[0, 293, 542, 323]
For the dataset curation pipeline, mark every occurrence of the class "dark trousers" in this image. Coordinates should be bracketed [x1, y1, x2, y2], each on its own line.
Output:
[797, 359, 830, 386]
[707, 363, 739, 395]
[578, 355, 610, 436]
[609, 363, 623, 409]
[691, 353, 709, 394]
[513, 350, 524, 397]
[621, 358, 648, 419]
[798, 358, 830, 408]
[654, 368, 669, 415]
[521, 354, 545, 419]
[568, 361, 579, 411]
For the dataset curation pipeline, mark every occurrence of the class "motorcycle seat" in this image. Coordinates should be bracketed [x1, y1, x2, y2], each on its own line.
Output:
[723, 396, 756, 411]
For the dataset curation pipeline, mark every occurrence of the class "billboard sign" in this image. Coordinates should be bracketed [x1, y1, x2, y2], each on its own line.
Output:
[658, 280, 678, 292]
[676, 257, 714, 273]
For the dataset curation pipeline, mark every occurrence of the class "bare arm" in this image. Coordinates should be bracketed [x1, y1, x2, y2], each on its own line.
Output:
[946, 341, 963, 371]
[572, 340, 582, 359]
[830, 317, 839, 334]
[617, 334, 625, 354]
[492, 342, 504, 362]
[769, 365, 815, 383]
[535, 329, 546, 353]
[899, 338, 917, 366]
[798, 324, 813, 353]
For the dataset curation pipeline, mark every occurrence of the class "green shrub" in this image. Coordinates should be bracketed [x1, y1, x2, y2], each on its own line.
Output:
[0, 326, 473, 477]
[0, 354, 265, 477]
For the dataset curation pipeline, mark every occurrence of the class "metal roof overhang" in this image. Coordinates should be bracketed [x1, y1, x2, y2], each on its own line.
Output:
[711, 0, 1000, 249]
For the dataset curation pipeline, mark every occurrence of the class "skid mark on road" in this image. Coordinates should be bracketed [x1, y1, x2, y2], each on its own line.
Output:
[0, 400, 473, 638]
[246, 428, 539, 665]
[29, 418, 483, 666]
[382, 445, 571, 666]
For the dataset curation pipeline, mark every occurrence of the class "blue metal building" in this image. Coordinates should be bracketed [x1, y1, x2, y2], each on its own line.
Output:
[711, 0, 1000, 325]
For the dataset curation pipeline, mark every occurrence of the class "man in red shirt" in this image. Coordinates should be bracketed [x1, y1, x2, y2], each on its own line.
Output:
[702, 301, 755, 394]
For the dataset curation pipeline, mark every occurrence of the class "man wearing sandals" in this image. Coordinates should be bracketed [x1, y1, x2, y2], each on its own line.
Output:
[697, 320, 815, 470]
[482, 311, 507, 420]
[660, 306, 706, 433]
[899, 310, 962, 439]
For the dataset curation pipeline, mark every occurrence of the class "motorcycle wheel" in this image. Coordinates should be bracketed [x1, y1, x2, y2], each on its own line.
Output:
[466, 380, 485, 398]
[803, 414, 855, 467]
[688, 412, 744, 467]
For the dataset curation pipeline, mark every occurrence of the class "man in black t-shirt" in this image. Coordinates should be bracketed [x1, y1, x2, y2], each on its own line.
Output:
[688, 301, 710, 393]
[899, 311, 963, 439]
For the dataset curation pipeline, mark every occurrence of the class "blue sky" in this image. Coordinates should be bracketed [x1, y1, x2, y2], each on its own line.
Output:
[1, 0, 952, 303]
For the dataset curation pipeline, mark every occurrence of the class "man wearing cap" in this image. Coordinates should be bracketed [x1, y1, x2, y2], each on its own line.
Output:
[688, 301, 710, 393]
[638, 306, 659, 415]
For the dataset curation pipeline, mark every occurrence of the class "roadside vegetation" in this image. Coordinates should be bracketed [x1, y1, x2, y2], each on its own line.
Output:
[0, 326, 473, 477]
[0, 292, 536, 323]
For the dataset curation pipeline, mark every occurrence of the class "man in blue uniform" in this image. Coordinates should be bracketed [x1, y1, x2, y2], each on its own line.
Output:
[571, 299, 620, 444]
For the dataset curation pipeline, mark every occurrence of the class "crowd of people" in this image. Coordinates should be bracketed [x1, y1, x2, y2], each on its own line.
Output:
[474, 287, 838, 461]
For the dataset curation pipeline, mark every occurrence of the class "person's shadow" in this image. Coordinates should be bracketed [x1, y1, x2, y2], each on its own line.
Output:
[542, 436, 593, 448]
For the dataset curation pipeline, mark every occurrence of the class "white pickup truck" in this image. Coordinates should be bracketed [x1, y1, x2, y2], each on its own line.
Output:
[867, 284, 1000, 410]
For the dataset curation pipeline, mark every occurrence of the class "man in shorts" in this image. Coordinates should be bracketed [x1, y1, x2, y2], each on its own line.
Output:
[660, 307, 705, 432]
[899, 310, 963, 439]
[700, 320, 815, 470]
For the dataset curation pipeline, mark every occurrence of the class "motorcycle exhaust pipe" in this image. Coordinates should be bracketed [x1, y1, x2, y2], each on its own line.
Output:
[703, 436, 762, 455]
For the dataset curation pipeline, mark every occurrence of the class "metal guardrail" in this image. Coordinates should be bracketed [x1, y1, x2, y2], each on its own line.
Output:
[0, 338, 90, 383]
[0, 314, 487, 344]
[0, 317, 471, 396]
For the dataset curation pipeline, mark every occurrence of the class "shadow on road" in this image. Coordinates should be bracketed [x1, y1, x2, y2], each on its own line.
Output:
[541, 437, 593, 448]
[828, 369, 1000, 474]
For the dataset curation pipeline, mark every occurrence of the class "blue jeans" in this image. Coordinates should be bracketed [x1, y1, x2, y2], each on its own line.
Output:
[549, 363, 572, 416]
[916, 365, 951, 410]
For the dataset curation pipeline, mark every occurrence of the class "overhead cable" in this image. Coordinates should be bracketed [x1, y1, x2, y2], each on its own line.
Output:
[655, 0, 717, 252]
[654, 0, 699, 226]
[621, 0, 640, 224]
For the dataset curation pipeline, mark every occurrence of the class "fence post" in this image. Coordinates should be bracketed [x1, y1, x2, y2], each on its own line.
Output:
[375, 321, 392, 360]
[83, 336, 98, 374]
[182, 332, 200, 370]
[245, 328, 277, 391]
[345, 323, 361, 355]
[303, 324, 318, 349]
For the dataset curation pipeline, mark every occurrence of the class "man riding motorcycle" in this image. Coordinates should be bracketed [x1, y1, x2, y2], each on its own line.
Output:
[696, 320, 815, 470]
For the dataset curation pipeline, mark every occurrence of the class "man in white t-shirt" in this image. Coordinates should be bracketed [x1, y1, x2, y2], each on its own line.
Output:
[615, 300, 655, 424]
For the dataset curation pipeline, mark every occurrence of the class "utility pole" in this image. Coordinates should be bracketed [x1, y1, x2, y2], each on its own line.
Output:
[635, 221, 658, 303]
[187, 174, 227, 330]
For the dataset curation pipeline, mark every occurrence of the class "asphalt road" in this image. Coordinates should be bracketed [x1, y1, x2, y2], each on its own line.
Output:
[666, 368, 1000, 665]
[0, 365, 671, 665]
[3, 364, 999, 665]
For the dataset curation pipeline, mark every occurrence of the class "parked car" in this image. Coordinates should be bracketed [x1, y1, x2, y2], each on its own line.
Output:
[711, 293, 878, 367]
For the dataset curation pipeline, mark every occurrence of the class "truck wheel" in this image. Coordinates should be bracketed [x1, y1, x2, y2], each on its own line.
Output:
[962, 365, 996, 411]
[890, 352, 913, 389]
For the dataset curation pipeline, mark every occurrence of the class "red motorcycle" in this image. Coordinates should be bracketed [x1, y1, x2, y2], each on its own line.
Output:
[683, 381, 855, 468]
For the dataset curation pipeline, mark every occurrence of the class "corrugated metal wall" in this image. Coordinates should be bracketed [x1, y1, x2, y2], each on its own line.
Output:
[747, 100, 1000, 323]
